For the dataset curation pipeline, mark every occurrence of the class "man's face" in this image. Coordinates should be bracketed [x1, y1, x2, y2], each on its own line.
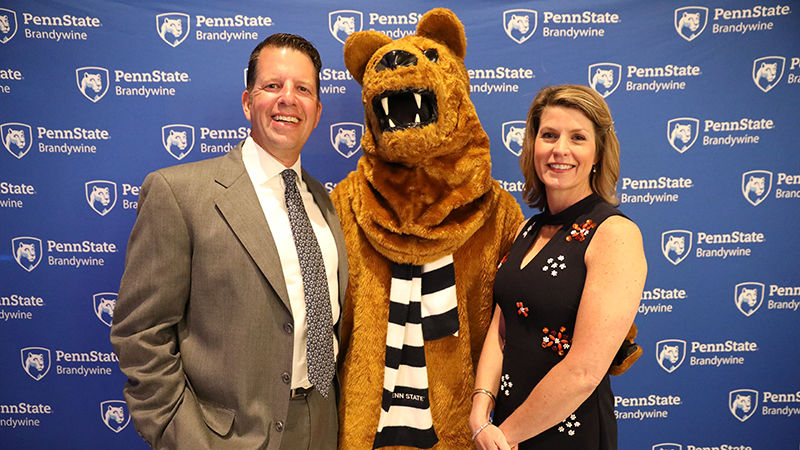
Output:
[242, 46, 322, 166]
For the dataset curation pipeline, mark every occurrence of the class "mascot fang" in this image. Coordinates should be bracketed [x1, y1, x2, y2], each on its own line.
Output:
[331, 8, 523, 449]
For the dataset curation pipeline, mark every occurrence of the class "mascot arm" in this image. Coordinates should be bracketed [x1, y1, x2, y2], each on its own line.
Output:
[330, 185, 354, 360]
[110, 171, 193, 448]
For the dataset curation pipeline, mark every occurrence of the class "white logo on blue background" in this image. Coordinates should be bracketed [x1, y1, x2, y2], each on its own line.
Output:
[667, 117, 699, 154]
[503, 9, 537, 44]
[329, 10, 362, 44]
[1, 122, 33, 159]
[156, 13, 190, 47]
[734, 282, 764, 317]
[100, 400, 131, 432]
[162, 124, 196, 160]
[741, 170, 773, 206]
[93, 292, 118, 327]
[653, 444, 682, 450]
[502, 120, 527, 156]
[655, 339, 686, 373]
[85, 180, 118, 216]
[75, 67, 109, 103]
[20, 346, 51, 380]
[0, 8, 19, 44]
[752, 56, 785, 93]
[588, 63, 621, 98]
[729, 389, 758, 422]
[12, 236, 42, 272]
[330, 122, 363, 158]
[661, 230, 692, 265]
[674, 7, 708, 42]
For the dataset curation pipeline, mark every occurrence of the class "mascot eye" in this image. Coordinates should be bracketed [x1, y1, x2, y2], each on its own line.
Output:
[375, 50, 418, 72]
[423, 49, 438, 63]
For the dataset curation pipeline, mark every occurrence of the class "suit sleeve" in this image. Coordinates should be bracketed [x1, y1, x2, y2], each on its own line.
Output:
[110, 171, 193, 448]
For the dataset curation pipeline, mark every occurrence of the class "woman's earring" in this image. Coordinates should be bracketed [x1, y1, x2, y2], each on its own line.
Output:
[592, 164, 597, 174]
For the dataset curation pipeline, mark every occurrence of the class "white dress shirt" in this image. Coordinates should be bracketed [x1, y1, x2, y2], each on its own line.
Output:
[241, 136, 339, 389]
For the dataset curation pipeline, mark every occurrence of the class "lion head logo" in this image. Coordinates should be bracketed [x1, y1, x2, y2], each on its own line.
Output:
[329, 10, 363, 44]
[656, 339, 686, 373]
[588, 63, 621, 98]
[666, 118, 699, 153]
[0, 8, 18, 44]
[156, 13, 190, 47]
[85, 180, 118, 216]
[2, 123, 33, 158]
[741, 170, 772, 206]
[674, 7, 708, 41]
[100, 401, 131, 432]
[752, 56, 785, 93]
[661, 230, 692, 265]
[12, 236, 42, 272]
[20, 347, 51, 380]
[75, 67, 109, 102]
[502, 9, 537, 44]
[729, 389, 758, 422]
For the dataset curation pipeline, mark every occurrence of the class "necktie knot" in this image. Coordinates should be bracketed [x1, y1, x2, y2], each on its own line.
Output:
[281, 168, 297, 186]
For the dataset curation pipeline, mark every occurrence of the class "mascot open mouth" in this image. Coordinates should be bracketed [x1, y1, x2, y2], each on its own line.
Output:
[371, 89, 438, 132]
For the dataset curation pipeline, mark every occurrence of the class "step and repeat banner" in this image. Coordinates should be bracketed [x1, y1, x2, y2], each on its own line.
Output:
[1, 0, 798, 448]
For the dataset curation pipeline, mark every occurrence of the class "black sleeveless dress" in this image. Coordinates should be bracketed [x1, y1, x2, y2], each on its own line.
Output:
[493, 194, 623, 449]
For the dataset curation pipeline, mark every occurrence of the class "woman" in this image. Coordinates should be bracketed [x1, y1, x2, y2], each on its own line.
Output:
[469, 85, 646, 449]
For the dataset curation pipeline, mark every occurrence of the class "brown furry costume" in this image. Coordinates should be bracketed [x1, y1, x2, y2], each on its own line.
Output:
[331, 9, 523, 449]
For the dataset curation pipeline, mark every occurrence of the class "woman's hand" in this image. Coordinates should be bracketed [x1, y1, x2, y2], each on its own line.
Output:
[473, 423, 512, 450]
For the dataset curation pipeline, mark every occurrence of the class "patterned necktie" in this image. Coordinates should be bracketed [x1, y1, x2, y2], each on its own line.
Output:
[281, 169, 334, 397]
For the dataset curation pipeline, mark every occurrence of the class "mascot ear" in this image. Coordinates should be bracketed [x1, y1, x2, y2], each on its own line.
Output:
[416, 8, 466, 60]
[344, 31, 393, 86]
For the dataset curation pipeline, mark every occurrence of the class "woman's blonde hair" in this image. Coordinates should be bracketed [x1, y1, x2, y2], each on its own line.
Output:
[519, 84, 620, 210]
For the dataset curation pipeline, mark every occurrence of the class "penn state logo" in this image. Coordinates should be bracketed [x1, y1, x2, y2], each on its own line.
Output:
[329, 10, 363, 45]
[156, 13, 190, 47]
[0, 8, 19, 44]
[734, 282, 764, 317]
[85, 180, 118, 216]
[588, 63, 621, 98]
[162, 124, 196, 160]
[503, 9, 537, 44]
[729, 389, 758, 422]
[653, 444, 682, 450]
[1, 122, 33, 159]
[752, 56, 785, 93]
[12, 236, 42, 272]
[330, 122, 363, 158]
[501, 120, 527, 156]
[674, 7, 708, 42]
[741, 170, 773, 206]
[75, 67, 109, 103]
[666, 118, 699, 154]
[20, 346, 51, 381]
[93, 292, 118, 327]
[661, 230, 692, 265]
[655, 339, 686, 373]
[100, 400, 131, 433]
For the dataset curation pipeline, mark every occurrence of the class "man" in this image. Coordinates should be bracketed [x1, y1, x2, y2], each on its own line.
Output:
[110, 34, 347, 450]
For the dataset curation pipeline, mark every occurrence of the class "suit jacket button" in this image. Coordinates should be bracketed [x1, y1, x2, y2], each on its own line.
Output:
[283, 322, 293, 334]
[281, 372, 290, 384]
[275, 420, 284, 432]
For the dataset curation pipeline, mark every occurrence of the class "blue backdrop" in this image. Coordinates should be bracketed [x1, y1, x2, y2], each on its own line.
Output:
[1, 1, 799, 449]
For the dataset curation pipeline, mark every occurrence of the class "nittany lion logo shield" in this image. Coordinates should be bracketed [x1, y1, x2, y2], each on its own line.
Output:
[734, 282, 764, 317]
[162, 124, 196, 160]
[329, 10, 362, 45]
[20, 346, 51, 381]
[75, 67, 109, 103]
[1, 122, 33, 159]
[661, 230, 692, 265]
[100, 400, 131, 433]
[655, 339, 686, 373]
[85, 180, 118, 216]
[588, 63, 621, 98]
[501, 121, 527, 156]
[0, 8, 19, 44]
[330, 122, 363, 158]
[666, 118, 699, 154]
[752, 56, 785, 93]
[653, 444, 682, 450]
[674, 7, 708, 42]
[729, 389, 758, 422]
[93, 292, 118, 327]
[503, 9, 537, 44]
[12, 236, 42, 272]
[741, 170, 773, 206]
[156, 13, 190, 47]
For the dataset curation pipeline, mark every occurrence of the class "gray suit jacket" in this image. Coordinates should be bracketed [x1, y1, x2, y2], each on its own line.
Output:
[110, 142, 347, 449]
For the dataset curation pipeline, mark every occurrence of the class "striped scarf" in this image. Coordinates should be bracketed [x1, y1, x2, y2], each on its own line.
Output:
[373, 255, 459, 449]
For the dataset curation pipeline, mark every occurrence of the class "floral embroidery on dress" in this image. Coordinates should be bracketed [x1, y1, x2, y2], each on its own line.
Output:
[566, 219, 597, 242]
[500, 373, 513, 396]
[541, 255, 566, 277]
[497, 252, 509, 270]
[557, 413, 581, 436]
[516, 301, 529, 317]
[542, 326, 571, 356]
[521, 222, 535, 239]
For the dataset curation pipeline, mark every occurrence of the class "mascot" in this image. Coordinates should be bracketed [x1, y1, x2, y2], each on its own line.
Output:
[331, 8, 523, 449]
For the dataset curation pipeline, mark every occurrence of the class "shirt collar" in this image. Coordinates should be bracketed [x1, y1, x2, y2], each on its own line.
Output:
[242, 136, 303, 186]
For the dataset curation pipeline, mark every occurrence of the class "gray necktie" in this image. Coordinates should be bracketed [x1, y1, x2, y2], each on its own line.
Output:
[281, 169, 334, 397]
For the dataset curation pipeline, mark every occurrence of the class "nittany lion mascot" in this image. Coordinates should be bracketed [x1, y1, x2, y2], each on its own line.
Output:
[331, 8, 523, 449]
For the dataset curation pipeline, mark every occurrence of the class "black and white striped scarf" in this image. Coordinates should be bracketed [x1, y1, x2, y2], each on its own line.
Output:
[373, 255, 459, 449]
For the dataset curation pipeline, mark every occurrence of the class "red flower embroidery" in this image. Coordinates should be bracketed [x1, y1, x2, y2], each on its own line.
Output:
[516, 302, 529, 317]
[566, 219, 597, 242]
[497, 252, 509, 270]
[542, 326, 571, 356]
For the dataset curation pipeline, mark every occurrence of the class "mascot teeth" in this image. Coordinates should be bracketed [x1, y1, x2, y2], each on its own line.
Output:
[372, 89, 438, 132]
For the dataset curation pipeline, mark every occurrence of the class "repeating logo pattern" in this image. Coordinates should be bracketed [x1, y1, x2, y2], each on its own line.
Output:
[21, 346, 51, 380]
[656, 339, 686, 373]
[0, 8, 18, 44]
[503, 9, 537, 44]
[329, 122, 363, 158]
[100, 400, 131, 432]
[1, 122, 33, 159]
[661, 230, 692, 265]
[588, 63, 621, 98]
[75, 67, 110, 103]
[85, 180, 118, 216]
[729, 389, 758, 422]
[666, 118, 699, 154]
[93, 292, 118, 327]
[734, 282, 764, 317]
[741, 170, 773, 206]
[328, 10, 362, 44]
[674, 7, 708, 42]
[12, 236, 42, 272]
[156, 13, 190, 47]
[501, 120, 526, 156]
[162, 124, 196, 160]
[752, 56, 785, 93]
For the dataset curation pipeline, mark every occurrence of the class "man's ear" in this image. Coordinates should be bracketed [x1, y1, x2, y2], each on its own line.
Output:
[241, 89, 251, 121]
[344, 31, 392, 85]
[416, 8, 466, 60]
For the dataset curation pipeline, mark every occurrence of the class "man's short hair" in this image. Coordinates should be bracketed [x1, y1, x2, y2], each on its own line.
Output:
[246, 33, 322, 98]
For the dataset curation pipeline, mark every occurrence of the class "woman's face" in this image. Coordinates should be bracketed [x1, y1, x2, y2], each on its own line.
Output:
[533, 105, 598, 205]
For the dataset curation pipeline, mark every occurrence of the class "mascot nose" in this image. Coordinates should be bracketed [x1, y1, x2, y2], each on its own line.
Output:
[375, 50, 418, 72]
